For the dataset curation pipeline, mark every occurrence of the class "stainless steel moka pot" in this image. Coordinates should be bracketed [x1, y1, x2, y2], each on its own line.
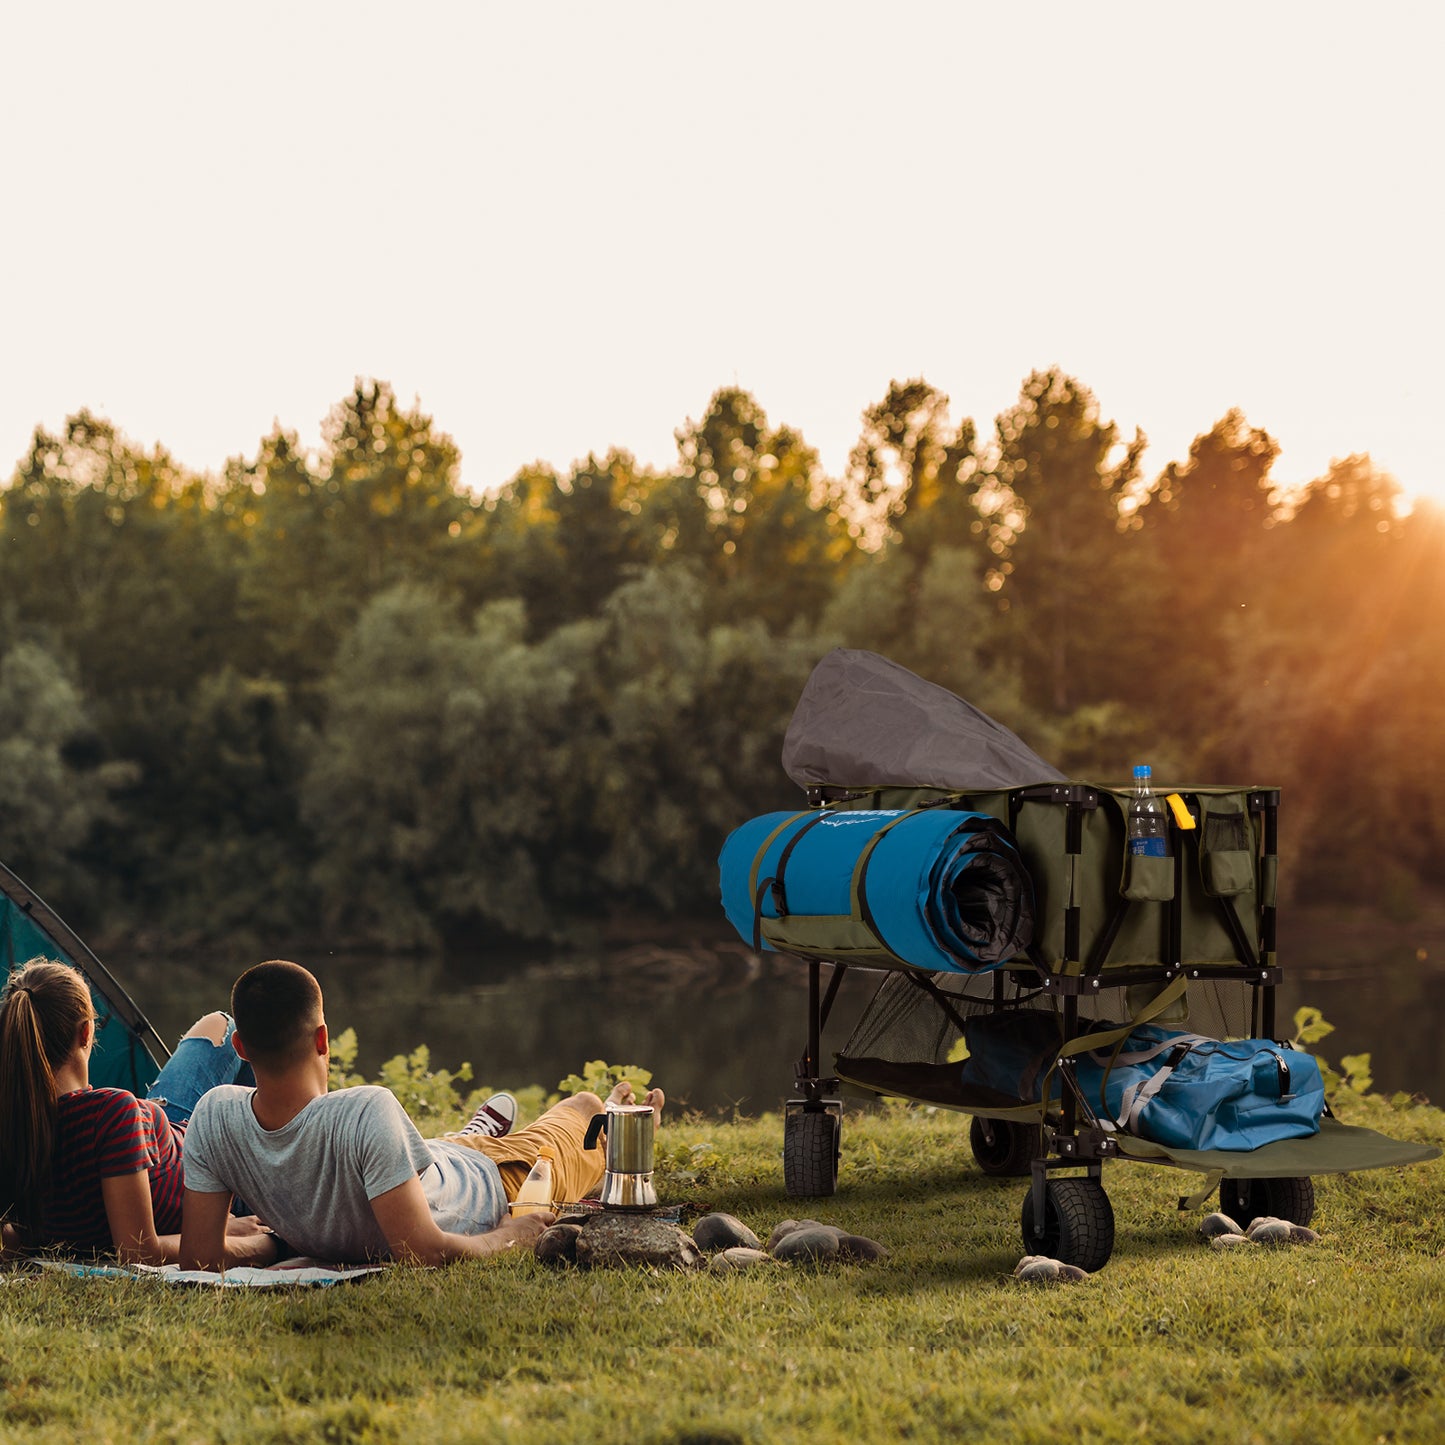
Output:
[583, 1101, 657, 1208]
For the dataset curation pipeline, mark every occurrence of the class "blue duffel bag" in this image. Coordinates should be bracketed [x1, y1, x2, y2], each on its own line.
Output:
[1073, 1025, 1325, 1151]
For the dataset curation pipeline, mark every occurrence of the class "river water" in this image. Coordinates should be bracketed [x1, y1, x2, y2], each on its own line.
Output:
[130, 907, 1445, 1113]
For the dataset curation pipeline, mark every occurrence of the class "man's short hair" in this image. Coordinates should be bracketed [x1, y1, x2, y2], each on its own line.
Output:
[231, 960, 323, 1067]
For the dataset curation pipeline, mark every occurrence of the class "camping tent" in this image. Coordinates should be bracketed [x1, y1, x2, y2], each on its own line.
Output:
[1, 860, 167, 1093]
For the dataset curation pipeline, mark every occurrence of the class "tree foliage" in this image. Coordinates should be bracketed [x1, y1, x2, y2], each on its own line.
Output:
[2, 370, 1441, 950]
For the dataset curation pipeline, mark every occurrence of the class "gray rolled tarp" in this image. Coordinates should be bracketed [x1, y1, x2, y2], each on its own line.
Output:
[782, 649, 1065, 793]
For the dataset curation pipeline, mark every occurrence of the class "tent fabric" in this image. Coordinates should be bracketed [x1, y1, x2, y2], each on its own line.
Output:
[719, 806, 1035, 973]
[781, 648, 1066, 794]
[1, 860, 166, 1093]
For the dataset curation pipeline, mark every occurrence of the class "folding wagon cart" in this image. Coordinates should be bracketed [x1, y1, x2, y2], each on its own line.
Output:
[719, 650, 1439, 1270]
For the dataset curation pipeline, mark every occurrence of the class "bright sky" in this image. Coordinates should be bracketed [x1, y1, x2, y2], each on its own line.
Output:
[3, 2, 1442, 504]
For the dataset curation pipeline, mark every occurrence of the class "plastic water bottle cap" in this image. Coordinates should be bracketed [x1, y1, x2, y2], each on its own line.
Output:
[1133, 765, 1151, 781]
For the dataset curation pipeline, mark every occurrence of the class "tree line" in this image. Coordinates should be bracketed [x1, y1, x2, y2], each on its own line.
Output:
[2, 371, 1442, 958]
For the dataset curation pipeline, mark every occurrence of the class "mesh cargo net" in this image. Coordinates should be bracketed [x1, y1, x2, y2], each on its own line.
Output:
[835, 969, 1253, 1113]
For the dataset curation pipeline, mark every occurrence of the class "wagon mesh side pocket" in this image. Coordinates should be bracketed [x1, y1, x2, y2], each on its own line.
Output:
[1201, 808, 1254, 898]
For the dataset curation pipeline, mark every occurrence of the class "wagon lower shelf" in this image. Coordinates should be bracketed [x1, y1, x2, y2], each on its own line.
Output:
[1111, 1115, 1439, 1180]
[815, 1056, 1440, 1270]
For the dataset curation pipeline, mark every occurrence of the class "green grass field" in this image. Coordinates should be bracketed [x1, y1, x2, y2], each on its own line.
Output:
[3, 1090, 1442, 1445]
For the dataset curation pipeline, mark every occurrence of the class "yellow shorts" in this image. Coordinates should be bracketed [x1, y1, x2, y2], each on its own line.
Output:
[441, 1099, 605, 1204]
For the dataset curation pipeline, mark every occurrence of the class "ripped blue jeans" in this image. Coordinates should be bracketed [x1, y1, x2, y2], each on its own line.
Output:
[145, 1013, 254, 1128]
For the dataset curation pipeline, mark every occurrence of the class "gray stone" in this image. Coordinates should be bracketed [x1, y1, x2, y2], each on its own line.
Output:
[1015, 1256, 1060, 1282]
[1244, 1214, 1285, 1237]
[766, 1219, 802, 1251]
[1288, 1224, 1321, 1245]
[693, 1212, 762, 1252]
[534, 1222, 582, 1267]
[1199, 1211, 1244, 1239]
[574, 1213, 704, 1271]
[768, 1219, 803, 1254]
[766, 1217, 840, 1251]
[1013, 1255, 1087, 1283]
[708, 1247, 778, 1274]
[1209, 1232, 1252, 1250]
[772, 1226, 841, 1264]
[1248, 1221, 1295, 1247]
[835, 1234, 889, 1263]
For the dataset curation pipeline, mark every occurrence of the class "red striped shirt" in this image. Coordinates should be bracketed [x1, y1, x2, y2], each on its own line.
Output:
[36, 1088, 186, 1252]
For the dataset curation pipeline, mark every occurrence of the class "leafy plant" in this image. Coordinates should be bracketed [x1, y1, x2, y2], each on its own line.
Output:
[326, 1025, 366, 1091]
[457, 1082, 555, 1129]
[330, 1033, 631, 1131]
[328, 1028, 483, 1131]
[1292, 1005, 1376, 1102]
[556, 1059, 654, 1100]
[374, 1045, 475, 1129]
[654, 1136, 724, 1189]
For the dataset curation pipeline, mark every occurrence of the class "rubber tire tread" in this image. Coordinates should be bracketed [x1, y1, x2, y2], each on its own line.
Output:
[1019, 1176, 1115, 1272]
[784, 1108, 840, 1197]
[970, 1117, 1044, 1177]
[1219, 1175, 1315, 1228]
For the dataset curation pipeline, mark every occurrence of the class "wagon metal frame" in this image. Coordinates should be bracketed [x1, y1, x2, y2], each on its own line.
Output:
[772, 781, 1437, 1270]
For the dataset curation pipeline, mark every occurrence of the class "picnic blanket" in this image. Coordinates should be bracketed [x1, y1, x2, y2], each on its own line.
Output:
[14, 1258, 387, 1288]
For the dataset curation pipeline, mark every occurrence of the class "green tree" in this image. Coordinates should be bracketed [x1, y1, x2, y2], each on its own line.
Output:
[578, 566, 817, 911]
[317, 379, 474, 595]
[674, 388, 852, 630]
[471, 462, 567, 626]
[1215, 455, 1424, 902]
[219, 427, 339, 693]
[301, 586, 600, 948]
[1147, 408, 1281, 577]
[985, 370, 1148, 716]
[472, 452, 659, 637]
[1141, 410, 1283, 717]
[0, 412, 242, 704]
[223, 381, 478, 688]
[106, 668, 314, 945]
[0, 641, 136, 908]
[845, 378, 980, 552]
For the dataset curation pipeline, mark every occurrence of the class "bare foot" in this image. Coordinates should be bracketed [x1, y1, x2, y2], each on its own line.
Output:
[605, 1080, 665, 1131]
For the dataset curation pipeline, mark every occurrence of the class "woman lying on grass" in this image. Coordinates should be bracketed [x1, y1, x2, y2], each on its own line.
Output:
[0, 957, 278, 1268]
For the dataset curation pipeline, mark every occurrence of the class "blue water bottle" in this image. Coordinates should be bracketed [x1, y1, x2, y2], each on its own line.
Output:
[1127, 765, 1170, 857]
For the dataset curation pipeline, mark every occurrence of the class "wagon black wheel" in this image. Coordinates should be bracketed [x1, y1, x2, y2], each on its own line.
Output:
[784, 1108, 840, 1197]
[1219, 1176, 1315, 1229]
[970, 1117, 1044, 1177]
[1019, 1176, 1115, 1272]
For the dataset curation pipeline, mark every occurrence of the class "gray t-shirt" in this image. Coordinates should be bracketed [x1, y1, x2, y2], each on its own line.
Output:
[183, 1084, 508, 1262]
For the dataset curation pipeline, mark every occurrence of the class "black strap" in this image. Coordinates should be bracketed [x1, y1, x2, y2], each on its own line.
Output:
[771, 813, 830, 917]
[751, 812, 830, 950]
[751, 878, 775, 954]
[852, 811, 927, 968]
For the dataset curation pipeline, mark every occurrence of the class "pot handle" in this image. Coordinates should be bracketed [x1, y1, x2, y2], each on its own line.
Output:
[583, 1112, 606, 1151]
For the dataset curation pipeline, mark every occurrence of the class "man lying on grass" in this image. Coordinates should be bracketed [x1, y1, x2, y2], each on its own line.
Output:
[178, 959, 664, 1269]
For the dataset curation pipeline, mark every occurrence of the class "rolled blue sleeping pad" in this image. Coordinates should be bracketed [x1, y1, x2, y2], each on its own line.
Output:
[718, 807, 1035, 973]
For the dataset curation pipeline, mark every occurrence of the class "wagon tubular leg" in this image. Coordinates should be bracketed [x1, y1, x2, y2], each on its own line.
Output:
[793, 958, 846, 1103]
[1025, 1157, 1107, 1242]
[1252, 789, 1280, 1038]
[1028, 1159, 1048, 1241]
